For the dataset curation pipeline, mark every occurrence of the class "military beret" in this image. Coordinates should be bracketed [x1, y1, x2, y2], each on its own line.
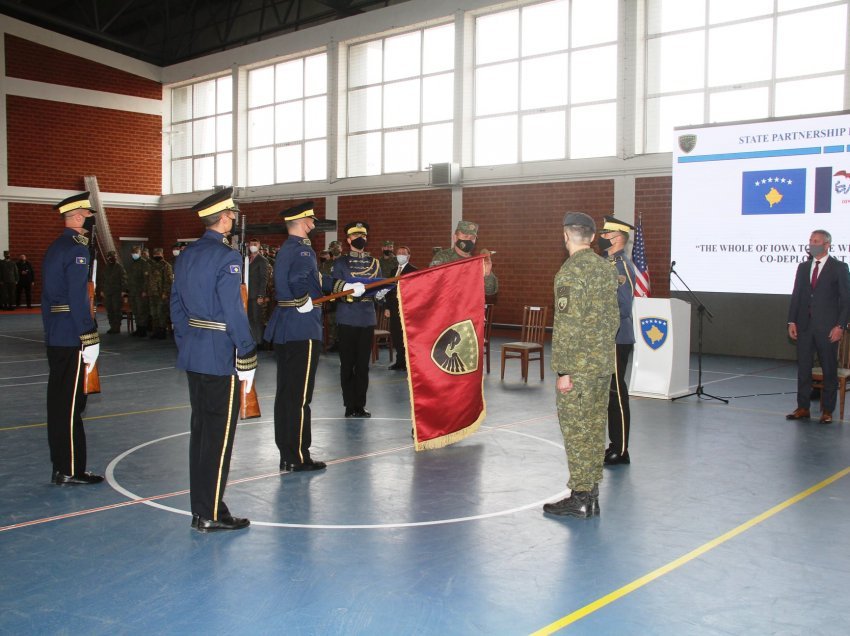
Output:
[192, 187, 238, 218]
[54, 191, 95, 215]
[345, 221, 369, 235]
[602, 215, 634, 234]
[280, 201, 315, 222]
[562, 212, 596, 233]
[455, 220, 479, 236]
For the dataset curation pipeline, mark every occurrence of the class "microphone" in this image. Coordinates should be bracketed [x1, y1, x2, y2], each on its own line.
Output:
[671, 260, 676, 268]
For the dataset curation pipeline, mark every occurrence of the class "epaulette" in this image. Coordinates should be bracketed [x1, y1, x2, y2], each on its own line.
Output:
[73, 234, 89, 246]
[300, 238, 311, 246]
[607, 254, 622, 263]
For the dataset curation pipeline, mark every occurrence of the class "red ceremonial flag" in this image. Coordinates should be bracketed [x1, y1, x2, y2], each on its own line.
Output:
[397, 256, 487, 451]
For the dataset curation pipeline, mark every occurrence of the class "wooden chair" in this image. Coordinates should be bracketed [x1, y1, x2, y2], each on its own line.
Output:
[483, 304, 494, 374]
[500, 305, 549, 382]
[372, 307, 393, 363]
[121, 296, 134, 333]
[812, 330, 850, 420]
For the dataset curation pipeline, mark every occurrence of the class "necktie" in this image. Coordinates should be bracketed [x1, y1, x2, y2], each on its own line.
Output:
[811, 260, 820, 289]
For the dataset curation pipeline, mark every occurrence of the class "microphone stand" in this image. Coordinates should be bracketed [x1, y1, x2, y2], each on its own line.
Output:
[670, 263, 728, 404]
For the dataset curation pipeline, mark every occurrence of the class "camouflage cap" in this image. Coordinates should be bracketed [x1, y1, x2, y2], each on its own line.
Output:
[152, 247, 164, 255]
[563, 212, 596, 233]
[382, 240, 394, 246]
[455, 220, 479, 236]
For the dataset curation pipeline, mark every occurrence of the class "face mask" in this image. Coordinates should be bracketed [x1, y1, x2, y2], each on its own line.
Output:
[153, 255, 162, 261]
[83, 216, 96, 233]
[383, 250, 393, 257]
[172, 250, 180, 257]
[131, 253, 140, 261]
[107, 257, 116, 263]
[455, 239, 475, 254]
[597, 236, 613, 252]
[249, 245, 259, 254]
[351, 237, 367, 251]
[397, 254, 409, 266]
[808, 243, 827, 258]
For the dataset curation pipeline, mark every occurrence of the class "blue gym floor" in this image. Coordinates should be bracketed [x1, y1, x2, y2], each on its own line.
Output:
[1, 310, 848, 635]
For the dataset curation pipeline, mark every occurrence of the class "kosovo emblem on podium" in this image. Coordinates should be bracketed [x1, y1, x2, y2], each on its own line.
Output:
[640, 317, 668, 350]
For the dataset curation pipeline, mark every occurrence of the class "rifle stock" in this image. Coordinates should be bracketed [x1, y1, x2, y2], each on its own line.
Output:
[83, 279, 101, 395]
[239, 275, 261, 420]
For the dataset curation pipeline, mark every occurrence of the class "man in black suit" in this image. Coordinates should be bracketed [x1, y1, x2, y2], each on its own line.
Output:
[384, 245, 417, 371]
[786, 229, 850, 424]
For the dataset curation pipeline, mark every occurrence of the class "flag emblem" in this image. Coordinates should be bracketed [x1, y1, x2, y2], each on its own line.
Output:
[229, 264, 241, 274]
[431, 319, 479, 375]
[640, 317, 668, 350]
[741, 169, 806, 215]
[75, 256, 87, 265]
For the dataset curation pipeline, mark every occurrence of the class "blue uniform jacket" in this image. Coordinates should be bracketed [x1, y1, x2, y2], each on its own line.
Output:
[170, 229, 256, 376]
[332, 252, 382, 328]
[264, 235, 333, 344]
[610, 252, 636, 345]
[41, 228, 97, 347]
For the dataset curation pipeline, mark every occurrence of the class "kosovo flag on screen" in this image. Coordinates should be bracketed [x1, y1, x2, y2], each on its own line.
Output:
[741, 169, 806, 215]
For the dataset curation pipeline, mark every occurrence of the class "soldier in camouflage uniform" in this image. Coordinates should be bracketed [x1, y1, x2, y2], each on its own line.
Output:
[544, 212, 619, 519]
[428, 220, 498, 295]
[127, 245, 150, 337]
[147, 247, 174, 339]
[321, 240, 343, 351]
[379, 240, 398, 278]
[97, 250, 127, 334]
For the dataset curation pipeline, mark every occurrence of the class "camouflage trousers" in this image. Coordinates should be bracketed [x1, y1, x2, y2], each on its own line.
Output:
[149, 296, 168, 331]
[103, 291, 124, 330]
[556, 374, 609, 491]
[129, 293, 149, 328]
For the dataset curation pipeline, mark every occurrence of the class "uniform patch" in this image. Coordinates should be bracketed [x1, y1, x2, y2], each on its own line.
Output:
[229, 264, 241, 274]
[556, 285, 570, 313]
[618, 274, 627, 285]
[300, 251, 312, 257]
[75, 256, 88, 265]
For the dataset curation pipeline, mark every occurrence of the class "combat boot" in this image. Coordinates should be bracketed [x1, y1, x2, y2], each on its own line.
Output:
[589, 484, 600, 516]
[543, 490, 594, 518]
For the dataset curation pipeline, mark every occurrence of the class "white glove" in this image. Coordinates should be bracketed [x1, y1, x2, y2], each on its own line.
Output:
[296, 297, 314, 313]
[343, 282, 366, 297]
[375, 288, 389, 301]
[237, 368, 256, 393]
[81, 344, 100, 372]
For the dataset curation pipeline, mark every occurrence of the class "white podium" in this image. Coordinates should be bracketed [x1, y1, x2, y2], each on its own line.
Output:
[628, 298, 691, 399]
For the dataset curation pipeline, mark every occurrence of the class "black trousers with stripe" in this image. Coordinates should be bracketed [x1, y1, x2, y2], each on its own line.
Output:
[46, 346, 88, 475]
[607, 343, 633, 455]
[187, 372, 240, 521]
[274, 340, 320, 464]
[337, 323, 374, 410]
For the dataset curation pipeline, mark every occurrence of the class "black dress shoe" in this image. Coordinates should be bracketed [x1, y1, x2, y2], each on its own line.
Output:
[604, 449, 630, 466]
[351, 407, 371, 418]
[345, 407, 354, 417]
[388, 362, 404, 370]
[52, 470, 104, 485]
[280, 459, 327, 472]
[196, 514, 250, 533]
[191, 513, 199, 528]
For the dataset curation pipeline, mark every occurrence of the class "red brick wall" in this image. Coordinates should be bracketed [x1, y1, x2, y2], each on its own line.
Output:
[464, 180, 616, 326]
[6, 96, 162, 193]
[338, 190, 453, 270]
[4, 34, 161, 99]
[634, 176, 672, 298]
[8, 203, 162, 300]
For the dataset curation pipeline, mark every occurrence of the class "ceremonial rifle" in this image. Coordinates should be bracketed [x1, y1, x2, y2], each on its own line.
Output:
[312, 276, 401, 305]
[238, 213, 261, 420]
[83, 213, 101, 394]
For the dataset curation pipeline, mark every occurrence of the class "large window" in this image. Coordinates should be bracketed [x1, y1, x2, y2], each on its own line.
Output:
[170, 76, 233, 194]
[344, 23, 455, 177]
[247, 52, 328, 186]
[645, 0, 848, 153]
[473, 0, 618, 166]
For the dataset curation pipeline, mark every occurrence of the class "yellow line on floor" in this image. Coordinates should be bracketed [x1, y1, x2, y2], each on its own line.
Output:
[531, 465, 850, 635]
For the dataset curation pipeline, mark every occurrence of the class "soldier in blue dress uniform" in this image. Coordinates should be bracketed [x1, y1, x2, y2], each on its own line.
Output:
[264, 202, 362, 472]
[332, 221, 385, 418]
[598, 215, 637, 466]
[42, 192, 103, 485]
[170, 187, 257, 532]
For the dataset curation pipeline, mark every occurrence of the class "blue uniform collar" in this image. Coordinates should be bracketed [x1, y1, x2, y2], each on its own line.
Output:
[202, 229, 228, 244]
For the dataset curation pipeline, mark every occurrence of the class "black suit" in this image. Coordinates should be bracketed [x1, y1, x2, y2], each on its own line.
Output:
[787, 255, 850, 412]
[385, 262, 417, 365]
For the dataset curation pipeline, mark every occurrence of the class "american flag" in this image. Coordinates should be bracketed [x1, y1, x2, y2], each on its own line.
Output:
[632, 218, 651, 297]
